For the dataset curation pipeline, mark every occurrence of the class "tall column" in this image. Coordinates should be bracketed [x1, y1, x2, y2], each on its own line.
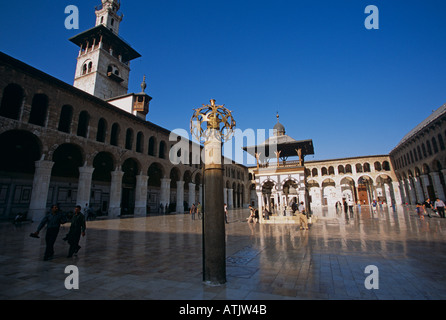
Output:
[29, 160, 54, 222]
[430, 172, 444, 200]
[223, 187, 228, 206]
[134, 174, 149, 216]
[257, 191, 264, 223]
[199, 184, 203, 205]
[189, 182, 196, 206]
[109, 169, 124, 218]
[392, 181, 402, 205]
[413, 177, 424, 202]
[76, 165, 95, 209]
[420, 174, 430, 199]
[227, 188, 234, 209]
[176, 180, 184, 212]
[160, 178, 170, 213]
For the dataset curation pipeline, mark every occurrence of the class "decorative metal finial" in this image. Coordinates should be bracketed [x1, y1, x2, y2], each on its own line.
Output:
[190, 99, 236, 142]
[141, 75, 147, 93]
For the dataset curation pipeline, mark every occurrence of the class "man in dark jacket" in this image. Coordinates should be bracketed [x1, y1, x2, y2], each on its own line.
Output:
[31, 204, 66, 261]
[66, 205, 86, 258]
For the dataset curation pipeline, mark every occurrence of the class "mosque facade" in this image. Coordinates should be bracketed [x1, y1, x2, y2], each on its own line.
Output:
[1, 1, 446, 222]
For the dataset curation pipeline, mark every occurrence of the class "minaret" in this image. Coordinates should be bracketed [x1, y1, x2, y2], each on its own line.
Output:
[69, 0, 140, 100]
[95, 0, 123, 35]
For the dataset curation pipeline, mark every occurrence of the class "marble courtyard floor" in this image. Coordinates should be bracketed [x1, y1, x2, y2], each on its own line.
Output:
[0, 205, 445, 300]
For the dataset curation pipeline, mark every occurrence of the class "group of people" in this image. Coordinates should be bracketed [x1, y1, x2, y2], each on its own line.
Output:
[416, 198, 446, 220]
[189, 202, 203, 220]
[248, 201, 310, 230]
[30, 204, 86, 261]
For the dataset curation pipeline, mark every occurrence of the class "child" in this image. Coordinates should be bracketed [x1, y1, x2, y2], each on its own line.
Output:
[416, 203, 424, 220]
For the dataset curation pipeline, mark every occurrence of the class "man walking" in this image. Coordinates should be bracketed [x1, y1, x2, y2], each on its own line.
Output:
[66, 205, 86, 258]
[434, 198, 446, 218]
[30, 204, 66, 261]
[298, 201, 308, 230]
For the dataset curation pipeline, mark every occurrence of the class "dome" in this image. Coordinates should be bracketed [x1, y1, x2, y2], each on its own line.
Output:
[273, 113, 285, 136]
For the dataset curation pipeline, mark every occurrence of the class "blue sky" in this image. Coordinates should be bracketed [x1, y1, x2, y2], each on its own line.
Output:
[1, 0, 446, 163]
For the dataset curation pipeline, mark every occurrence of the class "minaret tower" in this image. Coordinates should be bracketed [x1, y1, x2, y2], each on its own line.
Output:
[69, 0, 141, 100]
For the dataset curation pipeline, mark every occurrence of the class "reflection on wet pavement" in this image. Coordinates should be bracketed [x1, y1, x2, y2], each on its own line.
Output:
[0, 205, 445, 300]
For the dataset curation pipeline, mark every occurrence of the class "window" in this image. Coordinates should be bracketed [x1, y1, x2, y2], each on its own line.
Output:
[110, 123, 120, 146]
[96, 118, 107, 142]
[29, 94, 48, 127]
[58, 105, 73, 133]
[159, 141, 166, 159]
[432, 137, 439, 153]
[148, 136, 156, 156]
[125, 128, 133, 150]
[0, 83, 24, 120]
[438, 134, 445, 151]
[136, 132, 143, 153]
[77, 111, 89, 138]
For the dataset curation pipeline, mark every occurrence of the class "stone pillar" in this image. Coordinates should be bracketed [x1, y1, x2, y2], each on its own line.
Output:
[420, 174, 430, 199]
[227, 188, 233, 209]
[76, 165, 95, 209]
[223, 187, 228, 206]
[176, 180, 184, 213]
[430, 172, 444, 200]
[257, 191, 264, 223]
[413, 177, 425, 202]
[203, 128, 226, 285]
[199, 184, 203, 205]
[29, 160, 54, 222]
[189, 182, 196, 207]
[392, 181, 402, 205]
[160, 178, 170, 209]
[109, 169, 124, 218]
[134, 174, 149, 216]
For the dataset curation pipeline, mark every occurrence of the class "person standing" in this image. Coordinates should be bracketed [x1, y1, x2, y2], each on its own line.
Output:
[348, 199, 354, 218]
[423, 198, 434, 218]
[434, 198, 446, 218]
[298, 201, 308, 230]
[190, 203, 196, 220]
[66, 205, 86, 258]
[197, 202, 202, 220]
[224, 203, 228, 224]
[30, 204, 67, 261]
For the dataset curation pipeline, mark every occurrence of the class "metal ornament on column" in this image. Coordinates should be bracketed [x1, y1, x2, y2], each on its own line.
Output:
[191, 99, 236, 285]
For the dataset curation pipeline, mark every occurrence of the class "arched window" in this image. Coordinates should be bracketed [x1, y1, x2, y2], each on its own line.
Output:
[58, 105, 73, 133]
[438, 134, 445, 151]
[159, 141, 166, 159]
[148, 136, 156, 156]
[328, 166, 334, 175]
[29, 94, 48, 127]
[432, 137, 438, 154]
[96, 118, 107, 142]
[125, 128, 133, 150]
[321, 167, 328, 176]
[338, 165, 345, 174]
[110, 123, 120, 146]
[0, 83, 24, 120]
[426, 140, 432, 156]
[422, 143, 427, 158]
[356, 163, 363, 173]
[312, 168, 318, 177]
[345, 164, 352, 173]
[136, 132, 143, 153]
[77, 111, 89, 138]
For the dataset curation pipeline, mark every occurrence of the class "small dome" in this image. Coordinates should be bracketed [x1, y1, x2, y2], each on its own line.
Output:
[273, 113, 285, 136]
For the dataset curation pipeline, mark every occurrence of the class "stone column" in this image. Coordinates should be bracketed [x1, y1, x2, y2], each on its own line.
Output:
[257, 191, 264, 223]
[420, 174, 430, 199]
[413, 177, 425, 202]
[392, 181, 402, 205]
[223, 187, 228, 206]
[199, 184, 203, 205]
[189, 182, 196, 207]
[76, 165, 95, 209]
[134, 174, 149, 216]
[430, 172, 445, 200]
[176, 180, 184, 213]
[160, 178, 170, 209]
[109, 169, 124, 218]
[227, 188, 233, 209]
[29, 160, 54, 222]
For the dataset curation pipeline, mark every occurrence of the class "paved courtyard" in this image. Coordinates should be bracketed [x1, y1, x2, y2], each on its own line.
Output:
[0, 205, 446, 301]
